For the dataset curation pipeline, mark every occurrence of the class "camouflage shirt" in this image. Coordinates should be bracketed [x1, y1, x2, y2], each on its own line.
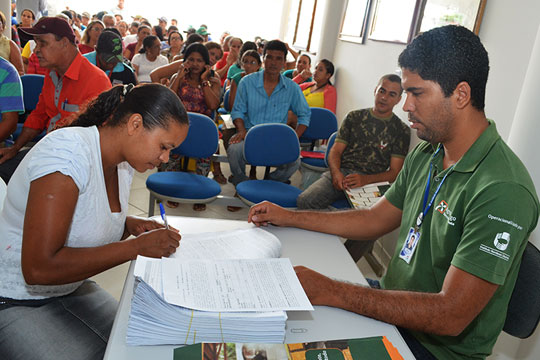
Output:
[336, 108, 410, 174]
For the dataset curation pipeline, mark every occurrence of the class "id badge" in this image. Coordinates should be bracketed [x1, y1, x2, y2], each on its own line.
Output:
[399, 227, 421, 264]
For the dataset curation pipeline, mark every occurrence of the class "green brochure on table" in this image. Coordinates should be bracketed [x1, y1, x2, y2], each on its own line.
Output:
[173, 336, 403, 360]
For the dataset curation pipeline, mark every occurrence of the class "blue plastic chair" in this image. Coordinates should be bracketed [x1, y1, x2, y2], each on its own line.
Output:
[300, 107, 338, 172]
[145, 113, 221, 215]
[21, 74, 45, 114]
[7, 74, 46, 146]
[236, 123, 302, 208]
[325, 132, 350, 209]
[324, 132, 337, 168]
[217, 89, 231, 115]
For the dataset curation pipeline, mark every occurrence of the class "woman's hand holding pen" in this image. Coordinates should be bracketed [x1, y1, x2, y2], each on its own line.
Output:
[125, 216, 164, 236]
[130, 228, 181, 258]
[125, 215, 181, 258]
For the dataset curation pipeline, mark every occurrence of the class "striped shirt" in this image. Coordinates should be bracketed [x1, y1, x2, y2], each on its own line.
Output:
[231, 70, 311, 130]
[0, 57, 24, 115]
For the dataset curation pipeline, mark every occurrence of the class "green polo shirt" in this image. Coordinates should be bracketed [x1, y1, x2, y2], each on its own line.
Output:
[382, 120, 539, 360]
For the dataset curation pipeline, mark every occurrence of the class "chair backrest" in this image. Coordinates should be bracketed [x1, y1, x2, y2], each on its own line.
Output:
[503, 241, 540, 338]
[21, 74, 45, 112]
[300, 107, 338, 142]
[171, 112, 218, 158]
[244, 123, 300, 166]
[223, 89, 231, 112]
[324, 132, 338, 167]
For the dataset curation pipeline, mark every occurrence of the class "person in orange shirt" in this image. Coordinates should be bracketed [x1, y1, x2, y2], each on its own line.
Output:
[0, 17, 111, 183]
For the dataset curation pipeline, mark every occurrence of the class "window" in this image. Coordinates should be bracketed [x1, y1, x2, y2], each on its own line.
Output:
[367, 0, 487, 44]
[369, 0, 419, 43]
[339, 0, 372, 44]
[285, 0, 327, 53]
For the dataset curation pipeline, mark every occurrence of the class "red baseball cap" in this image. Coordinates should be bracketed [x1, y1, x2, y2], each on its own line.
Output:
[20, 17, 76, 43]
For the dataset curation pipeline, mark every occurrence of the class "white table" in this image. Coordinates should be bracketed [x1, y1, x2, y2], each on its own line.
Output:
[104, 216, 415, 359]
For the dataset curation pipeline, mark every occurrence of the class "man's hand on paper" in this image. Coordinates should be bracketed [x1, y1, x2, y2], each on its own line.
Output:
[331, 171, 345, 190]
[294, 265, 338, 307]
[248, 201, 291, 227]
[343, 173, 368, 189]
[131, 228, 181, 258]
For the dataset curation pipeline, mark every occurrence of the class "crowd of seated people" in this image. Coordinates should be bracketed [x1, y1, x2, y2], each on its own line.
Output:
[0, 6, 416, 220]
[0, 5, 351, 207]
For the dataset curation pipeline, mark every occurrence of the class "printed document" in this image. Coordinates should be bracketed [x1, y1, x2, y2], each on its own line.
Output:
[171, 227, 281, 260]
[161, 257, 314, 312]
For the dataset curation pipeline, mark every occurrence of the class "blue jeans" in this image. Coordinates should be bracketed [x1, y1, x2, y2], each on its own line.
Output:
[227, 141, 300, 186]
[0, 280, 117, 360]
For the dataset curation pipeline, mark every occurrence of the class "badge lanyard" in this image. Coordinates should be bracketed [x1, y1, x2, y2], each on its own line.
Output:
[415, 146, 455, 231]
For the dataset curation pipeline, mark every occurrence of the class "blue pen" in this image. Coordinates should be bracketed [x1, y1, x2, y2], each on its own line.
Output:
[159, 203, 169, 229]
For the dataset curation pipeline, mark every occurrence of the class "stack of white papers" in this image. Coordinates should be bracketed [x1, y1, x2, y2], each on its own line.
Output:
[126, 228, 313, 345]
[127, 279, 288, 345]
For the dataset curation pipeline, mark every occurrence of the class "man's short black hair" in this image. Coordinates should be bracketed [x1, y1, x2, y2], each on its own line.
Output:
[398, 25, 489, 111]
[263, 40, 287, 59]
[379, 74, 403, 94]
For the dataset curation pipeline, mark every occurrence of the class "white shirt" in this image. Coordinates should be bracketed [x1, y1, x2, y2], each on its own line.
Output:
[0, 126, 133, 300]
[132, 53, 168, 83]
[123, 34, 138, 47]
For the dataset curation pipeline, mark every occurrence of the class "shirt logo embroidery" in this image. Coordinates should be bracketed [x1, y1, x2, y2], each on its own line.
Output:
[479, 232, 511, 261]
[435, 200, 456, 226]
[494, 232, 511, 251]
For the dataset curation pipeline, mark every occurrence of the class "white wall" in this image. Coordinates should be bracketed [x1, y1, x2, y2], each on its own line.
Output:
[480, 0, 540, 140]
[330, 0, 540, 141]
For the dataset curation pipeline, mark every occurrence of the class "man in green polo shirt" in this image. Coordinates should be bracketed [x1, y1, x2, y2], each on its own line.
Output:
[246, 25, 539, 360]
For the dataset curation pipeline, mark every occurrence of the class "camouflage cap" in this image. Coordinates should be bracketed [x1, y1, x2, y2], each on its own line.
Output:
[96, 30, 124, 63]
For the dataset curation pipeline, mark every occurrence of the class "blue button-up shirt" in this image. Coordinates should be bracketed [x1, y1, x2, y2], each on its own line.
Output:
[231, 70, 311, 130]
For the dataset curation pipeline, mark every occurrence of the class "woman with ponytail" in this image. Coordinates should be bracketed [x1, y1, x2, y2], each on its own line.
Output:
[0, 84, 188, 360]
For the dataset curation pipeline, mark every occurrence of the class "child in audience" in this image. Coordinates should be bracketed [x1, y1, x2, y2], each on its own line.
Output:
[0, 84, 187, 360]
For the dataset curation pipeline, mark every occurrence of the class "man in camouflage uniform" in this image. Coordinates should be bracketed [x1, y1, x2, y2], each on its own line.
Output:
[297, 74, 410, 210]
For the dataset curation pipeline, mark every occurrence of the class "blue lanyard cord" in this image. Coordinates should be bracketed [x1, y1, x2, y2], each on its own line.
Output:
[418, 146, 454, 228]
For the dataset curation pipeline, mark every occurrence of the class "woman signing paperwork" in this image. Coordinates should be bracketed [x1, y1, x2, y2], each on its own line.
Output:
[0, 84, 187, 360]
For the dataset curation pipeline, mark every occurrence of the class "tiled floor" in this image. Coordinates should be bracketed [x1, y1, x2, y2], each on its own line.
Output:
[90, 146, 379, 300]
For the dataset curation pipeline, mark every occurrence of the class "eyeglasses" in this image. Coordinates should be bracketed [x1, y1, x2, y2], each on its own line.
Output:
[242, 60, 258, 65]
[92, 27, 103, 32]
